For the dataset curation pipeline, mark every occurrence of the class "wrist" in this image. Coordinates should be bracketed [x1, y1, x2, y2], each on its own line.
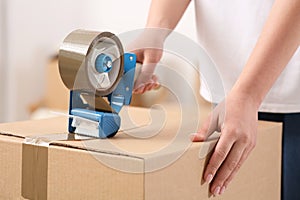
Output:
[143, 27, 172, 43]
[229, 86, 263, 111]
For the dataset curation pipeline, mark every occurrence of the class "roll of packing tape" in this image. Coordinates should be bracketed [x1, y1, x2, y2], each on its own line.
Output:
[58, 29, 124, 96]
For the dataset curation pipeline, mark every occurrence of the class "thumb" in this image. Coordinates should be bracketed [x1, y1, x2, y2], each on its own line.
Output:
[133, 61, 157, 92]
[190, 112, 218, 142]
[142, 55, 158, 75]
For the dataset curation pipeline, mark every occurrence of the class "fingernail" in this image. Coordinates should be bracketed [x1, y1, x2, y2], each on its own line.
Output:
[213, 186, 220, 196]
[137, 86, 145, 93]
[205, 174, 213, 183]
[219, 186, 226, 195]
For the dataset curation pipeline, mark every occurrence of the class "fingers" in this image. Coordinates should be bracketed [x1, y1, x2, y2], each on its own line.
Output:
[202, 133, 235, 185]
[133, 83, 145, 94]
[208, 142, 246, 196]
[133, 82, 152, 94]
[133, 71, 152, 93]
[133, 74, 159, 94]
[190, 108, 220, 142]
[151, 75, 160, 89]
[204, 129, 256, 196]
[222, 145, 252, 189]
[133, 82, 159, 94]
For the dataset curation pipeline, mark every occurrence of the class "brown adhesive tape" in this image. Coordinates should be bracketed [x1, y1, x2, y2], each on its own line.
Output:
[22, 144, 48, 200]
[21, 133, 94, 199]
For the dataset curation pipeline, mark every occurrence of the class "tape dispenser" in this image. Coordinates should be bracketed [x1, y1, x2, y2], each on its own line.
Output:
[58, 29, 139, 138]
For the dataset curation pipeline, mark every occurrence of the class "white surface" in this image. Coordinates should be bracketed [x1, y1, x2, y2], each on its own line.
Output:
[1, 0, 197, 122]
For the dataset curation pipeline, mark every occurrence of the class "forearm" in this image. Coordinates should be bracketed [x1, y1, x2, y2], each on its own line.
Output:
[232, 0, 300, 108]
[145, 0, 191, 40]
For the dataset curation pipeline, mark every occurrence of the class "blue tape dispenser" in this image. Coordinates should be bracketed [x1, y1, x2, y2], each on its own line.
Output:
[58, 30, 140, 138]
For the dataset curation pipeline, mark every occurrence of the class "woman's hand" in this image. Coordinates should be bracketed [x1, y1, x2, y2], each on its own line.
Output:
[131, 48, 162, 94]
[191, 91, 258, 196]
[191, 0, 300, 196]
[127, 30, 165, 94]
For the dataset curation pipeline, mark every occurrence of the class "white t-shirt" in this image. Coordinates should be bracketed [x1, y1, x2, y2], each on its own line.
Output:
[194, 0, 300, 113]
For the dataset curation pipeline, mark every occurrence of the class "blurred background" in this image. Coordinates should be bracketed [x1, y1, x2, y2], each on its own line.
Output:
[0, 0, 202, 123]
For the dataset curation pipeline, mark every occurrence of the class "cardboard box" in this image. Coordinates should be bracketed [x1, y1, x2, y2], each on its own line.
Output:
[28, 58, 69, 114]
[0, 104, 282, 200]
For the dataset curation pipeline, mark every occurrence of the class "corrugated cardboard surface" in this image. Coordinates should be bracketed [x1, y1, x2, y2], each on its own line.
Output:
[47, 146, 144, 200]
[0, 105, 281, 200]
[0, 135, 24, 199]
[144, 121, 282, 200]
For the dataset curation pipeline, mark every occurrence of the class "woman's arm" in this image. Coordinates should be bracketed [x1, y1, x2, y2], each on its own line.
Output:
[146, 0, 191, 29]
[132, 0, 191, 93]
[192, 0, 300, 196]
[233, 0, 300, 107]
